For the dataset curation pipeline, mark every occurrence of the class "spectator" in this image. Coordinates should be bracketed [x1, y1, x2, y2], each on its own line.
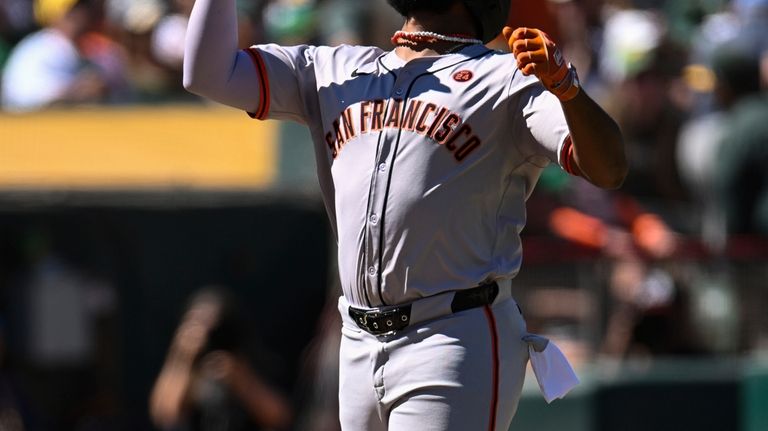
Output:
[678, 48, 764, 245]
[1, 0, 128, 111]
[150, 287, 293, 431]
[150, 0, 194, 70]
[599, 8, 690, 206]
[677, 0, 767, 245]
[714, 89, 768, 236]
[0, 0, 35, 69]
[262, 0, 315, 45]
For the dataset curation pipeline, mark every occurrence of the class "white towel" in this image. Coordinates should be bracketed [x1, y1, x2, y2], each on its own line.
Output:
[523, 334, 580, 403]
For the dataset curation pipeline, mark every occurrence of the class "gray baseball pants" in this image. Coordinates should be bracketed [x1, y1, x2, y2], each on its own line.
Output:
[337, 296, 529, 431]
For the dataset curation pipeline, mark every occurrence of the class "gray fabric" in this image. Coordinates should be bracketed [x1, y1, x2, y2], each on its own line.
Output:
[338, 296, 528, 431]
[250, 43, 568, 307]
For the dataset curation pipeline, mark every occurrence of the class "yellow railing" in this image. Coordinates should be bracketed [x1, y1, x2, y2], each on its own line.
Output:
[0, 105, 279, 189]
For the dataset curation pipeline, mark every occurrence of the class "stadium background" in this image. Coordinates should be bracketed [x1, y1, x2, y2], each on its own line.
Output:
[1, 0, 767, 430]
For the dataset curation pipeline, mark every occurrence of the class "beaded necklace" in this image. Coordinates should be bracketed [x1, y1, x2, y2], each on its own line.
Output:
[390, 30, 483, 47]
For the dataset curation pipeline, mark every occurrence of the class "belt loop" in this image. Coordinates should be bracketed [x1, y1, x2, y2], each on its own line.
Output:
[493, 278, 512, 306]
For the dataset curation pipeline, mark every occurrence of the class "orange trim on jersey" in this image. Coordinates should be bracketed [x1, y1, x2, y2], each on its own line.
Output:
[483, 305, 500, 431]
[244, 48, 270, 120]
[560, 135, 581, 176]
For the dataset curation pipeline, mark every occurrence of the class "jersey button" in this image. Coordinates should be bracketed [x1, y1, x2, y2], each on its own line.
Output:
[368, 266, 376, 276]
[395, 88, 403, 96]
[378, 162, 387, 172]
[369, 214, 378, 225]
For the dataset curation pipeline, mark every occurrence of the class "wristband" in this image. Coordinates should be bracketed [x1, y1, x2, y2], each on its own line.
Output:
[546, 63, 580, 102]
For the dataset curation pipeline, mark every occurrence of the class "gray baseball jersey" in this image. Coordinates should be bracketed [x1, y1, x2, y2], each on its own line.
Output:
[245, 43, 570, 308]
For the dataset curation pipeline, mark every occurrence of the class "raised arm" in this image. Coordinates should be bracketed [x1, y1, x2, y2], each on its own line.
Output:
[183, 0, 260, 111]
[504, 26, 627, 189]
[558, 90, 626, 188]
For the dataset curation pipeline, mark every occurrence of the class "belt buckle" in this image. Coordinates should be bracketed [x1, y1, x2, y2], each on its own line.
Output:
[352, 305, 411, 335]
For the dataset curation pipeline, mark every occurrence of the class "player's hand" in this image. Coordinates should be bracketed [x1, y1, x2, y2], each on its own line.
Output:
[502, 26, 580, 102]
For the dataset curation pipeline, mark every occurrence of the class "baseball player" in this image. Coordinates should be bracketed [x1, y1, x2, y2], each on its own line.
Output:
[184, 0, 626, 430]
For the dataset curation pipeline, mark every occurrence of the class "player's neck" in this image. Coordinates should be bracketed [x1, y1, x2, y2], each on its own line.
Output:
[394, 7, 480, 61]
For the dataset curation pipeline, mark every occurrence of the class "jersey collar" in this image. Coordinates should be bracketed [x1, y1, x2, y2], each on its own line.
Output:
[380, 44, 494, 74]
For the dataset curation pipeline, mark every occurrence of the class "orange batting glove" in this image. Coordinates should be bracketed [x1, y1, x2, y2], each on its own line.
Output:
[503, 26, 580, 102]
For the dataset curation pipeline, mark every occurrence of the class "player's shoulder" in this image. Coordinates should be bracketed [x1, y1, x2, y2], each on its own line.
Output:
[314, 44, 386, 64]
[308, 44, 387, 83]
[250, 43, 385, 77]
[252, 43, 383, 59]
[466, 48, 540, 91]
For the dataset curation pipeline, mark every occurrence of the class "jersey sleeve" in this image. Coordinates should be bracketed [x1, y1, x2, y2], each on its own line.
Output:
[507, 77, 571, 171]
[244, 44, 321, 124]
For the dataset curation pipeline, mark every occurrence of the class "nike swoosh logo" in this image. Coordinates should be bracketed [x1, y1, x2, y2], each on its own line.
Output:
[351, 68, 372, 77]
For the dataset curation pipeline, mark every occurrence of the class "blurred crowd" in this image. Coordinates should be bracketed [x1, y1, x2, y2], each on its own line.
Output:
[0, 0, 404, 110]
[494, 0, 768, 364]
[1, 0, 766, 238]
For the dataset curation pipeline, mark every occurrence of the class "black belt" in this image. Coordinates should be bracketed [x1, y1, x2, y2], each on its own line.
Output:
[348, 282, 500, 336]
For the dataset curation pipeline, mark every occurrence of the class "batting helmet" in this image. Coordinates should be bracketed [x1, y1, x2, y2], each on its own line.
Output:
[462, 0, 510, 43]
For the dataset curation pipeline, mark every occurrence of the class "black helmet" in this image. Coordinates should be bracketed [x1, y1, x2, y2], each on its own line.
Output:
[462, 0, 510, 43]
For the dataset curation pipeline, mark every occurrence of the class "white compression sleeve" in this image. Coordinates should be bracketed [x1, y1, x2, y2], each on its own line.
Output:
[183, 0, 261, 112]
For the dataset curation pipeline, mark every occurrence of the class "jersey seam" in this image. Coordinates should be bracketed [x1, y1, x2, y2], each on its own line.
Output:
[367, 67, 398, 307]
[371, 48, 496, 307]
[491, 171, 514, 266]
[368, 117, 391, 307]
[493, 67, 527, 265]
[375, 97, 400, 307]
